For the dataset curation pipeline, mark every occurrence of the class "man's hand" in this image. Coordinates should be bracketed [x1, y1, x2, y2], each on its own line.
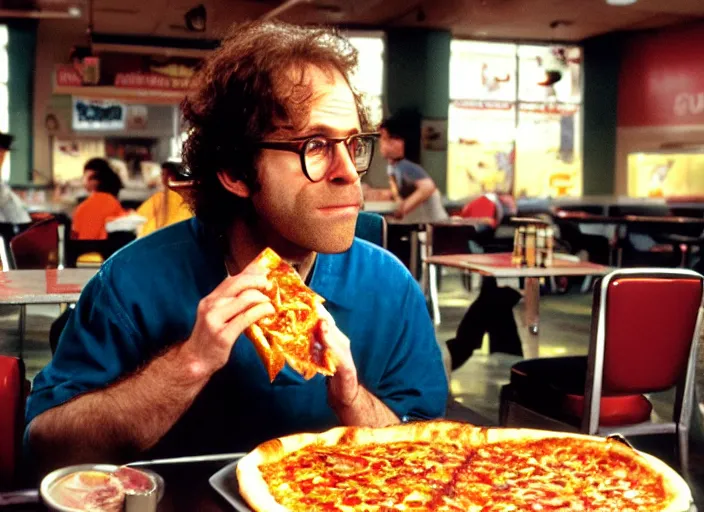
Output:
[393, 201, 406, 220]
[316, 310, 399, 427]
[183, 263, 275, 377]
[318, 318, 360, 407]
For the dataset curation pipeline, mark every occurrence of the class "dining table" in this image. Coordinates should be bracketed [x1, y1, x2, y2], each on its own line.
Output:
[0, 268, 96, 356]
[553, 210, 704, 267]
[386, 216, 494, 281]
[424, 252, 611, 358]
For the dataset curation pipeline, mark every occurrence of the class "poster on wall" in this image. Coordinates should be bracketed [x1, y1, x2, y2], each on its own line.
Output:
[446, 100, 515, 200]
[53, 138, 106, 182]
[627, 152, 704, 198]
[72, 98, 126, 131]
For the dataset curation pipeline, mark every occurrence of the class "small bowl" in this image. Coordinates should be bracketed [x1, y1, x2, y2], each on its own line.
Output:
[40, 464, 164, 511]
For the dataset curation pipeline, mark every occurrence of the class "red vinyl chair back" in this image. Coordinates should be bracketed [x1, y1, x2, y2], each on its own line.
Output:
[9, 217, 60, 269]
[599, 274, 703, 395]
[460, 195, 499, 228]
[0, 356, 25, 488]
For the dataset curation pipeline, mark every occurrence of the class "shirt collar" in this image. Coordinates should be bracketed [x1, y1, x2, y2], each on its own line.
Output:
[308, 250, 357, 310]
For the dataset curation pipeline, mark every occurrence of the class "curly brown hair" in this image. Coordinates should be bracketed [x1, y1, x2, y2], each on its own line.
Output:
[181, 20, 371, 234]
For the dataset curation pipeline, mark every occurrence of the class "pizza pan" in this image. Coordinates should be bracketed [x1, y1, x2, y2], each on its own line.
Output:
[210, 442, 697, 512]
[40, 463, 165, 511]
[209, 458, 254, 512]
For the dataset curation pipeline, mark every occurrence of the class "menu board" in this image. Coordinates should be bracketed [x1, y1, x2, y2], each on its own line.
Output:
[73, 98, 126, 131]
[450, 41, 517, 102]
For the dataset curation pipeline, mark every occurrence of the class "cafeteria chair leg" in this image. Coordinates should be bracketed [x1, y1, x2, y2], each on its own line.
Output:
[678, 425, 689, 471]
[581, 276, 593, 294]
[18, 304, 26, 359]
[429, 264, 441, 326]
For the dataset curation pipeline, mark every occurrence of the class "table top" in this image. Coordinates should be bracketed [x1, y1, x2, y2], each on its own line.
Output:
[0, 268, 96, 305]
[425, 252, 611, 278]
[387, 217, 494, 228]
[554, 210, 704, 225]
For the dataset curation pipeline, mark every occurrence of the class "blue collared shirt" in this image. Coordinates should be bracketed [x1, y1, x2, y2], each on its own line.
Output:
[25, 219, 447, 458]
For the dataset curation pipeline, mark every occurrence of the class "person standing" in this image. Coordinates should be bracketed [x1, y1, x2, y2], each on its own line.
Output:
[379, 116, 448, 223]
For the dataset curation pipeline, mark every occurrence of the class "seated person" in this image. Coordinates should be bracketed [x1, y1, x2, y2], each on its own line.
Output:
[379, 117, 448, 223]
[136, 161, 193, 238]
[71, 158, 125, 240]
[0, 132, 31, 224]
[25, 20, 448, 475]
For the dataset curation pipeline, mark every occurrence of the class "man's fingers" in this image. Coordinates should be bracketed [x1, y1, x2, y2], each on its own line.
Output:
[210, 272, 271, 299]
[205, 290, 271, 328]
[221, 301, 276, 342]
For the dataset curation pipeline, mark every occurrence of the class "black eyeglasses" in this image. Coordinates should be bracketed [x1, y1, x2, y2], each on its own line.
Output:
[254, 132, 379, 183]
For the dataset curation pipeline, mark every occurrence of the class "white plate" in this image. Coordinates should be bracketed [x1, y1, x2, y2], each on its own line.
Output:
[209, 458, 253, 512]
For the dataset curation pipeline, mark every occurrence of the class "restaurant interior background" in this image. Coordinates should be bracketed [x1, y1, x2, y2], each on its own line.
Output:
[0, 0, 697, 208]
[0, 0, 704, 505]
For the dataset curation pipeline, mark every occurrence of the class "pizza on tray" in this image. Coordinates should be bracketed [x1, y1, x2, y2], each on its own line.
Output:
[246, 248, 335, 382]
[236, 421, 692, 512]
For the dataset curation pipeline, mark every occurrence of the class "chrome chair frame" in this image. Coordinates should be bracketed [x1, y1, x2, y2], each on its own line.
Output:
[502, 267, 704, 469]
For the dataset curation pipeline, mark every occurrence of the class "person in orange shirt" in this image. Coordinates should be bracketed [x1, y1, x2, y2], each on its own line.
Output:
[71, 158, 126, 240]
[136, 162, 193, 238]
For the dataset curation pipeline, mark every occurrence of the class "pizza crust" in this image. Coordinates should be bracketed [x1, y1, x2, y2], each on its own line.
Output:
[237, 422, 693, 512]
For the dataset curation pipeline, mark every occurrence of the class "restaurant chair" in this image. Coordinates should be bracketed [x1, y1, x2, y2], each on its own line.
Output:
[9, 217, 60, 270]
[354, 211, 387, 248]
[0, 222, 32, 247]
[64, 231, 136, 268]
[0, 356, 26, 490]
[8, 217, 61, 356]
[499, 268, 704, 469]
[425, 222, 491, 325]
[0, 235, 10, 271]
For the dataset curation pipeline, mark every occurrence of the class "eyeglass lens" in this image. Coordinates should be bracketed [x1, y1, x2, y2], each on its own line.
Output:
[303, 136, 374, 181]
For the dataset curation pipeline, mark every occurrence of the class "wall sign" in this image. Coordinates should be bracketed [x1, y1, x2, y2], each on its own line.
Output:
[72, 98, 126, 131]
[618, 23, 704, 127]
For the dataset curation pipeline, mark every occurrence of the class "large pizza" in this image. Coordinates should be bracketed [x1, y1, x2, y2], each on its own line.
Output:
[245, 248, 335, 382]
[236, 421, 692, 511]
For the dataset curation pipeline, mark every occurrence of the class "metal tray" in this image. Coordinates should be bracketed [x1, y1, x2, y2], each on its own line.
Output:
[209, 458, 253, 512]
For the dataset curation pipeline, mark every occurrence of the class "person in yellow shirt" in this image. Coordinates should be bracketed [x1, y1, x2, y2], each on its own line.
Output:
[71, 158, 126, 240]
[137, 161, 193, 238]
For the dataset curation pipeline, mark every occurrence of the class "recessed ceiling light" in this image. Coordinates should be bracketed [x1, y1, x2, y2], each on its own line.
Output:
[67, 6, 81, 17]
[606, 0, 638, 5]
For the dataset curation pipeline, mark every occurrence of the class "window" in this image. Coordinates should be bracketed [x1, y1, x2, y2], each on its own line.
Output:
[448, 40, 582, 199]
[347, 33, 385, 127]
[0, 25, 8, 182]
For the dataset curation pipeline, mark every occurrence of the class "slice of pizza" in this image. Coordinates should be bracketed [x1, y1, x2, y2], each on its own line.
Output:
[245, 247, 336, 382]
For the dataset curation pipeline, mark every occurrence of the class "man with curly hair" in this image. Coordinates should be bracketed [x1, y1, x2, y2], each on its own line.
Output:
[25, 21, 448, 472]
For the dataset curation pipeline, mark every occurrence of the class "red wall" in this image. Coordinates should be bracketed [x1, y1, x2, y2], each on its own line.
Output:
[618, 23, 704, 128]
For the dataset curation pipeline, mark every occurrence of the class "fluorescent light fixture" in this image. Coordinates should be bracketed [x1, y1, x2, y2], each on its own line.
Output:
[606, 0, 638, 5]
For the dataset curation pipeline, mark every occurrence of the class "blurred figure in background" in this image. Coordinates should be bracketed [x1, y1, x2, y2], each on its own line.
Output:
[71, 158, 125, 239]
[0, 133, 31, 224]
[379, 116, 448, 223]
[136, 161, 193, 238]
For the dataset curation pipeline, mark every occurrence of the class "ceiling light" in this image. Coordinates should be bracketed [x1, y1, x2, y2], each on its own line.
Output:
[605, 0, 638, 5]
[67, 6, 81, 17]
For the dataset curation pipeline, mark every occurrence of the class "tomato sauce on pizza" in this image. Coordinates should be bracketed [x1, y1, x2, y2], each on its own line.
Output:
[237, 422, 691, 512]
[245, 248, 336, 381]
